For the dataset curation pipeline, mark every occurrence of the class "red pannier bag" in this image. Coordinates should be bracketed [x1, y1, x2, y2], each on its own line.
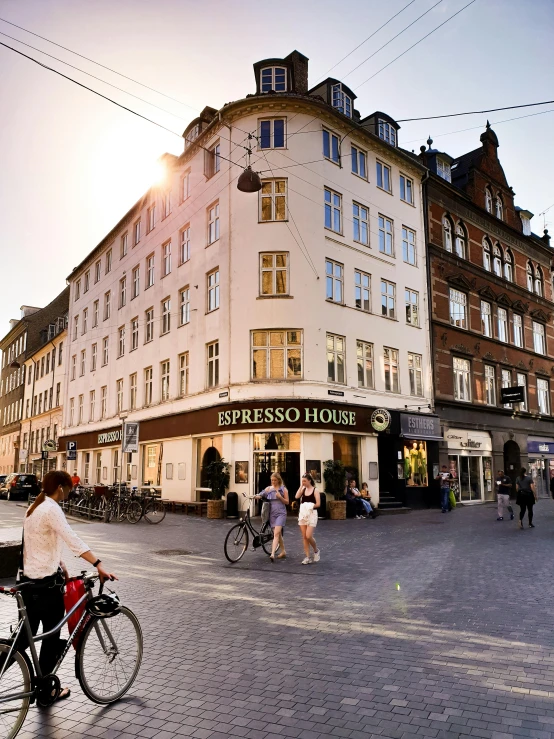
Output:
[64, 577, 86, 649]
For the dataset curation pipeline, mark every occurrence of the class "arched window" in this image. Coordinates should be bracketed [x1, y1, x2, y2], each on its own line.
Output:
[504, 250, 513, 281]
[495, 195, 504, 220]
[443, 217, 453, 253]
[485, 187, 493, 213]
[493, 244, 502, 276]
[454, 223, 466, 259]
[535, 266, 544, 297]
[483, 238, 492, 271]
[527, 262, 535, 292]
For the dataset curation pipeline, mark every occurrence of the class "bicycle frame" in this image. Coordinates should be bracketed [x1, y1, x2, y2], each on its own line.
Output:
[239, 503, 273, 548]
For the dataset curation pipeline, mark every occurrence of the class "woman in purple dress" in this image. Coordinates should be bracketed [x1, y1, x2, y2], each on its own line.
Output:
[257, 472, 289, 561]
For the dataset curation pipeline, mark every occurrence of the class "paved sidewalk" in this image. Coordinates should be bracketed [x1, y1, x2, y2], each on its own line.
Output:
[1, 499, 554, 739]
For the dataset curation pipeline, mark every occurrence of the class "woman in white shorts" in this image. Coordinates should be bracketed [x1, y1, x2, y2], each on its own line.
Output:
[295, 473, 321, 565]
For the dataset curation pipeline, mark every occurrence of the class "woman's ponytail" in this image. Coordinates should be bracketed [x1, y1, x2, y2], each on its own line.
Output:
[26, 470, 73, 517]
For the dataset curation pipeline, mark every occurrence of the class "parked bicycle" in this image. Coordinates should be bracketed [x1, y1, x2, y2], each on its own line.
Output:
[0, 571, 143, 739]
[124, 488, 166, 524]
[224, 494, 280, 563]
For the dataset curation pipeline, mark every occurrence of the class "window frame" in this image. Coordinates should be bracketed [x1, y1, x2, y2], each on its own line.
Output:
[323, 129, 340, 165]
[331, 83, 352, 118]
[405, 288, 419, 327]
[117, 326, 125, 358]
[207, 202, 220, 245]
[259, 179, 287, 222]
[259, 118, 286, 150]
[402, 226, 416, 265]
[449, 289, 467, 329]
[381, 279, 396, 319]
[120, 232, 128, 259]
[384, 347, 400, 393]
[353, 202, 369, 245]
[251, 329, 303, 381]
[351, 145, 367, 179]
[484, 364, 496, 406]
[497, 307, 508, 343]
[261, 66, 287, 93]
[207, 269, 220, 313]
[408, 352, 423, 397]
[145, 308, 154, 344]
[324, 187, 342, 234]
[356, 340, 374, 389]
[376, 161, 392, 193]
[179, 287, 190, 326]
[537, 378, 550, 415]
[162, 240, 172, 277]
[325, 259, 344, 304]
[532, 321, 546, 355]
[132, 265, 140, 300]
[206, 341, 220, 388]
[453, 356, 471, 402]
[179, 352, 189, 397]
[326, 333, 346, 384]
[131, 317, 139, 351]
[146, 254, 155, 289]
[160, 360, 170, 402]
[161, 297, 171, 335]
[355, 270, 371, 312]
[481, 300, 492, 337]
[513, 313, 524, 348]
[378, 120, 396, 146]
[179, 225, 191, 265]
[259, 252, 289, 297]
[399, 174, 414, 204]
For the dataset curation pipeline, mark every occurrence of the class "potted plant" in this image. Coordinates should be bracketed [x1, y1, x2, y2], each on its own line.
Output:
[205, 459, 230, 519]
[323, 459, 347, 520]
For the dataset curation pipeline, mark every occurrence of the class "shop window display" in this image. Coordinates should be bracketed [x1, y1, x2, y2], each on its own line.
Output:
[403, 441, 428, 486]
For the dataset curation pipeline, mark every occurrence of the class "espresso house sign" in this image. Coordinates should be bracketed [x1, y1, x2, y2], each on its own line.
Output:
[218, 405, 357, 428]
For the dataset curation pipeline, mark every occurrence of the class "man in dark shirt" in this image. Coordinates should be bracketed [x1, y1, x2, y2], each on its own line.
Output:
[496, 469, 513, 521]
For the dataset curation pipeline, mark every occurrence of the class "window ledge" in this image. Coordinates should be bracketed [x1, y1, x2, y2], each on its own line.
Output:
[256, 295, 294, 299]
[400, 199, 416, 208]
[381, 315, 399, 322]
[351, 173, 369, 182]
[258, 220, 289, 224]
[376, 186, 393, 196]
[324, 227, 344, 238]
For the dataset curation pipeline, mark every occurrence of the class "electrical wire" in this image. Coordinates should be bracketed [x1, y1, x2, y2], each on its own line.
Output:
[397, 99, 554, 123]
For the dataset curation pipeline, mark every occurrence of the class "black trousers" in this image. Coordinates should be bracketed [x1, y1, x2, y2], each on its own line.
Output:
[15, 582, 66, 675]
[519, 500, 534, 525]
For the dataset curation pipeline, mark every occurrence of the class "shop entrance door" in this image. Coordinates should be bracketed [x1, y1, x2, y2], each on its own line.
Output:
[458, 456, 482, 501]
[254, 452, 300, 495]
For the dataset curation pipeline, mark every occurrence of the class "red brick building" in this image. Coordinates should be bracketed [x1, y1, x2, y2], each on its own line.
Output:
[421, 124, 554, 501]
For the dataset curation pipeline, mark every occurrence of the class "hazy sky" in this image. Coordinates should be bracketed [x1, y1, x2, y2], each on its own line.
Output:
[0, 0, 553, 336]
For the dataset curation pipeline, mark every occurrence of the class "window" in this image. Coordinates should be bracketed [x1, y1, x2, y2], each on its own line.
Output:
[132, 266, 140, 299]
[75, 279, 81, 301]
[378, 120, 396, 146]
[119, 277, 127, 308]
[513, 314, 523, 348]
[501, 369, 512, 408]
[86, 390, 94, 422]
[399, 174, 413, 204]
[118, 326, 125, 357]
[454, 224, 466, 259]
[260, 118, 285, 149]
[144, 367, 153, 406]
[134, 219, 141, 246]
[179, 352, 190, 396]
[84, 270, 90, 293]
[485, 365, 496, 406]
[181, 171, 190, 202]
[205, 143, 220, 178]
[355, 270, 371, 312]
[322, 129, 340, 164]
[162, 241, 172, 277]
[495, 196, 503, 220]
[208, 203, 220, 244]
[378, 215, 393, 256]
[120, 232, 128, 259]
[527, 262, 534, 292]
[147, 204, 156, 233]
[260, 180, 287, 221]
[260, 253, 288, 295]
[402, 227, 416, 265]
[351, 145, 367, 178]
[91, 343, 97, 372]
[180, 226, 190, 264]
[93, 300, 99, 328]
[69, 398, 74, 426]
[207, 270, 220, 312]
[73, 315, 78, 341]
[376, 161, 391, 192]
[516, 373, 527, 411]
[481, 301, 492, 337]
[71, 355, 76, 381]
[145, 308, 154, 343]
[533, 321, 546, 354]
[327, 334, 345, 384]
[161, 298, 171, 334]
[104, 291, 111, 321]
[324, 188, 342, 233]
[261, 66, 286, 93]
[179, 287, 190, 325]
[163, 190, 171, 218]
[497, 307, 508, 343]
[483, 239, 492, 271]
[116, 379, 123, 414]
[381, 279, 396, 319]
[353, 203, 369, 245]
[408, 352, 423, 397]
[535, 267, 544, 297]
[493, 244, 502, 276]
[80, 349, 86, 377]
[55, 382, 60, 407]
[405, 289, 419, 326]
[102, 337, 109, 366]
[504, 250, 513, 281]
[82, 308, 88, 334]
[100, 386, 107, 419]
[436, 159, 451, 182]
[384, 347, 400, 393]
[453, 357, 471, 402]
[59, 342, 63, 365]
[485, 187, 493, 213]
[207, 341, 219, 388]
[161, 361, 170, 401]
[356, 341, 373, 388]
[444, 217, 453, 253]
[129, 373, 137, 410]
[538, 378, 550, 415]
[105, 248, 112, 274]
[94, 261, 101, 283]
[449, 289, 467, 329]
[325, 259, 343, 303]
[332, 83, 351, 117]
[131, 317, 139, 351]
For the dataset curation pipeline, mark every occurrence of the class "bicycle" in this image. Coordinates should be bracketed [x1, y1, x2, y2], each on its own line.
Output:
[0, 573, 143, 739]
[125, 488, 166, 525]
[223, 494, 281, 563]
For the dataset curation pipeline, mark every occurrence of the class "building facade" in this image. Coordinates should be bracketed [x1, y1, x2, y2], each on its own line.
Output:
[58, 50, 438, 506]
[422, 125, 554, 501]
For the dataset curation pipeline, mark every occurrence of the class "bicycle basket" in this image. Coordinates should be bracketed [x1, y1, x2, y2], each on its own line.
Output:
[261, 501, 270, 525]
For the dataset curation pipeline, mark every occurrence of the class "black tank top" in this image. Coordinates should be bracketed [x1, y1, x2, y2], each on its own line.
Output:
[300, 486, 317, 504]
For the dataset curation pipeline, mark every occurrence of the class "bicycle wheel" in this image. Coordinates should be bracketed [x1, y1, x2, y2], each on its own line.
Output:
[224, 524, 249, 563]
[144, 500, 166, 524]
[126, 500, 143, 524]
[0, 644, 32, 739]
[75, 607, 143, 705]
[260, 522, 281, 556]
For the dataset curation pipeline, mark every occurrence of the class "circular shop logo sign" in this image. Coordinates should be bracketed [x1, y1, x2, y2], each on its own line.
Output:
[371, 408, 391, 432]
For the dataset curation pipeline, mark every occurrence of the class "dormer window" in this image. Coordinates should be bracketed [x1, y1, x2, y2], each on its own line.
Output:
[495, 196, 504, 220]
[436, 158, 451, 183]
[261, 66, 287, 93]
[485, 187, 493, 213]
[185, 123, 200, 147]
[520, 214, 531, 235]
[378, 120, 396, 146]
[332, 84, 352, 118]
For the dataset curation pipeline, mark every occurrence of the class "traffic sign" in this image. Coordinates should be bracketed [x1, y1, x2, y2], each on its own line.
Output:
[122, 422, 139, 453]
[67, 441, 77, 461]
[41, 451, 49, 460]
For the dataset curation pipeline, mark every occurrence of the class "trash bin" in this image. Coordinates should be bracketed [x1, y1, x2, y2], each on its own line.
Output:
[318, 491, 327, 519]
[226, 491, 239, 519]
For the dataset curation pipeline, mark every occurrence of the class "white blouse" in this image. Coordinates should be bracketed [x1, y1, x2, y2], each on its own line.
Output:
[23, 497, 89, 579]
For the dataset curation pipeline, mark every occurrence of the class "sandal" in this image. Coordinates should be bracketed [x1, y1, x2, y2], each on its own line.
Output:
[277, 552, 287, 559]
[57, 688, 71, 702]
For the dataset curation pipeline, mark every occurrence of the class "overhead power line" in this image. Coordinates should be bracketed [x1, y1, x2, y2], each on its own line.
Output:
[398, 99, 554, 122]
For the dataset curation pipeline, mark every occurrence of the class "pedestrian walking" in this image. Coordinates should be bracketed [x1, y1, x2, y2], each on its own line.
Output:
[295, 473, 320, 564]
[257, 472, 289, 561]
[436, 465, 452, 513]
[495, 469, 514, 521]
[516, 467, 537, 529]
[550, 472, 554, 500]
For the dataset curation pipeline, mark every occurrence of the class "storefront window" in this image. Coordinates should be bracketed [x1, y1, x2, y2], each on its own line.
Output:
[332, 434, 360, 483]
[254, 433, 300, 451]
[143, 443, 162, 486]
[448, 454, 493, 502]
[402, 441, 428, 486]
[197, 436, 223, 488]
[483, 456, 493, 500]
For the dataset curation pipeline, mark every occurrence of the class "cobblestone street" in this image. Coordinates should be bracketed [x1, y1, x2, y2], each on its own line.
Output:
[2, 499, 554, 739]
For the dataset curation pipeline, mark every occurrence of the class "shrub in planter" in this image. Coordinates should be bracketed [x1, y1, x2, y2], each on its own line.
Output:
[205, 459, 230, 519]
[323, 459, 347, 520]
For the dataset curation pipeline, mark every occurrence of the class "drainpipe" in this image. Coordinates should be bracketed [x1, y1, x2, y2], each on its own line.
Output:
[421, 169, 436, 416]
[26, 358, 37, 473]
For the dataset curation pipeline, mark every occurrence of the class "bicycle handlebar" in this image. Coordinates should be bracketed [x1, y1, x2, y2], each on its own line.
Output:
[0, 571, 103, 597]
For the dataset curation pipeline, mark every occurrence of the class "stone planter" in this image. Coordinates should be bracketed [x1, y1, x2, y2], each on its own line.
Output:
[207, 499, 225, 519]
[328, 500, 346, 520]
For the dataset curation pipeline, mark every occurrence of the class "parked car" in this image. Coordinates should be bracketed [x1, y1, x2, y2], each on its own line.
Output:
[0, 473, 41, 501]
[0, 474, 7, 487]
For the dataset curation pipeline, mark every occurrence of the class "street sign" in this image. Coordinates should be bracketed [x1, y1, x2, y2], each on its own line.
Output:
[43, 439, 57, 452]
[122, 422, 139, 453]
[500, 386, 525, 404]
[67, 440, 77, 461]
[41, 451, 49, 460]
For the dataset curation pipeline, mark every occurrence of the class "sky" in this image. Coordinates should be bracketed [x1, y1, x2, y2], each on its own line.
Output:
[0, 0, 553, 336]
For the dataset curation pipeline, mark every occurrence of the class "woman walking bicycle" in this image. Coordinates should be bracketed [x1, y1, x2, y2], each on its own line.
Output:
[257, 472, 289, 561]
[295, 473, 321, 565]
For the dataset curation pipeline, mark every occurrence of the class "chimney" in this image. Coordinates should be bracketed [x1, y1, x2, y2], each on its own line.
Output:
[286, 50, 309, 94]
[542, 229, 551, 248]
